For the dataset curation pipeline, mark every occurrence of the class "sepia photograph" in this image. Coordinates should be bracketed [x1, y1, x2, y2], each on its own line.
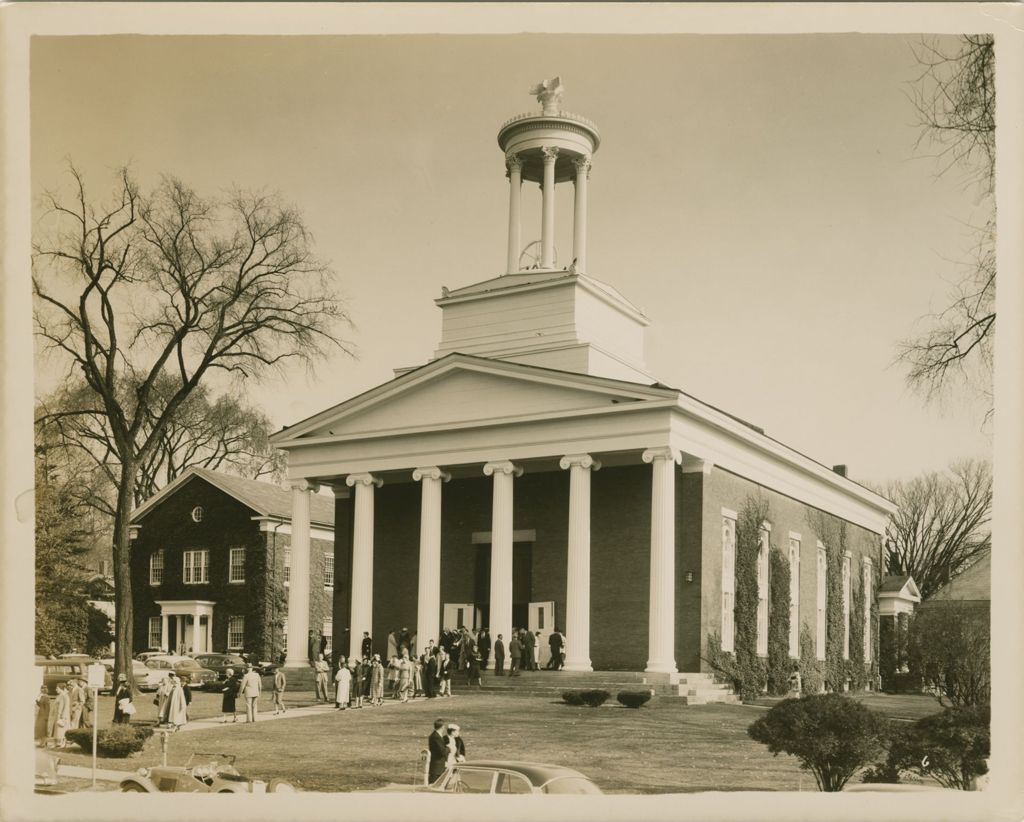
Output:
[3, 3, 1023, 820]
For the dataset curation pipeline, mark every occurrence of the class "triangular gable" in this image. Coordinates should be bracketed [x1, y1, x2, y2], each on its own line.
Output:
[878, 576, 922, 604]
[272, 353, 674, 442]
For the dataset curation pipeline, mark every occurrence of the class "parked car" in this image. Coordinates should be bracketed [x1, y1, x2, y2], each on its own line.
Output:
[239, 653, 279, 676]
[375, 760, 603, 795]
[140, 655, 219, 691]
[192, 653, 247, 681]
[119, 753, 297, 793]
[35, 749, 61, 787]
[35, 658, 112, 695]
[99, 658, 150, 691]
[135, 650, 167, 662]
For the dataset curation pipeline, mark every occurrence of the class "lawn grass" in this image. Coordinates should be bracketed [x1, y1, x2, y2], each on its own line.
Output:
[48, 690, 941, 793]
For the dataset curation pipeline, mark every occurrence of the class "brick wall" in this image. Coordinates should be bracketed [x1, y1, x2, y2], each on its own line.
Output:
[698, 466, 882, 672]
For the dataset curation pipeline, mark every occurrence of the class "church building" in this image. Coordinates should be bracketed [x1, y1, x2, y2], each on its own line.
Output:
[268, 80, 897, 680]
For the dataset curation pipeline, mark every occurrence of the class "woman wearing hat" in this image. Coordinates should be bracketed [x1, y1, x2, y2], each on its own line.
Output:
[112, 673, 133, 724]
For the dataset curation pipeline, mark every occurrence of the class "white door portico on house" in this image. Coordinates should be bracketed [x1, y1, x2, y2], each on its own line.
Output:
[155, 600, 215, 654]
[269, 81, 897, 674]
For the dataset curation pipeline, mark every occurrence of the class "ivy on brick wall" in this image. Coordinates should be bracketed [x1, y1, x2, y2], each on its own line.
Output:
[767, 546, 792, 696]
[705, 495, 769, 700]
[798, 625, 825, 695]
[847, 575, 867, 690]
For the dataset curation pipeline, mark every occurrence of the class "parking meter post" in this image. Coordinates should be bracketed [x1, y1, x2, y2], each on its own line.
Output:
[91, 685, 99, 787]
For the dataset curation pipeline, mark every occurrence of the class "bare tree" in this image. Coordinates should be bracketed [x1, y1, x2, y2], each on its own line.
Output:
[898, 35, 995, 418]
[882, 459, 991, 600]
[33, 165, 352, 684]
[38, 377, 285, 511]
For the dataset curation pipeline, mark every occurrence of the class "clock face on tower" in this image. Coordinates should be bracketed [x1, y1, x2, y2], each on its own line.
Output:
[518, 240, 557, 271]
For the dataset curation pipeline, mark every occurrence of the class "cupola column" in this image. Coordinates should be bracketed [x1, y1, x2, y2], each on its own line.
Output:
[572, 156, 591, 272]
[541, 147, 559, 269]
[506, 154, 523, 274]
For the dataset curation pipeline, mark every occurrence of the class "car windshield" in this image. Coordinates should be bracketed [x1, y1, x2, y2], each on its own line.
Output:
[175, 660, 202, 671]
[442, 768, 494, 793]
[146, 660, 171, 669]
[541, 776, 602, 795]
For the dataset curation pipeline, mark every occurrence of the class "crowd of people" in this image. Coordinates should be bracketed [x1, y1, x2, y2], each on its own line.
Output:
[34, 679, 94, 748]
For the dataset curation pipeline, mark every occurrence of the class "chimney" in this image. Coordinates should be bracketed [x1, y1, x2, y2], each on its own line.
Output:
[832, 464, 848, 478]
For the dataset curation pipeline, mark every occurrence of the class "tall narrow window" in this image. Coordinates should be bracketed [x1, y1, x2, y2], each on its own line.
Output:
[756, 526, 770, 657]
[324, 554, 335, 589]
[322, 619, 333, 655]
[282, 618, 288, 653]
[816, 544, 827, 660]
[183, 549, 209, 584]
[148, 616, 161, 649]
[228, 616, 245, 650]
[721, 513, 737, 652]
[863, 558, 873, 662]
[788, 536, 801, 658]
[284, 548, 291, 586]
[842, 553, 852, 660]
[149, 550, 164, 586]
[229, 547, 246, 583]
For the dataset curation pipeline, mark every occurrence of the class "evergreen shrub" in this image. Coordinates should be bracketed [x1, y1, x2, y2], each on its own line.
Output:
[616, 690, 653, 709]
[561, 689, 610, 707]
[66, 724, 153, 758]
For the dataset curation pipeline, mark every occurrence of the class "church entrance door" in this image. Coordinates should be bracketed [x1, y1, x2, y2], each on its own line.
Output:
[473, 542, 533, 632]
[528, 601, 555, 668]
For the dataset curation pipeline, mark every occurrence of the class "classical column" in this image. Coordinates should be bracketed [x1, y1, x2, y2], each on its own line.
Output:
[206, 616, 213, 655]
[346, 472, 382, 660]
[506, 153, 523, 274]
[194, 607, 202, 653]
[160, 614, 169, 652]
[413, 467, 450, 651]
[541, 146, 559, 269]
[560, 453, 600, 671]
[572, 155, 591, 272]
[483, 460, 523, 643]
[643, 447, 681, 673]
[284, 478, 319, 667]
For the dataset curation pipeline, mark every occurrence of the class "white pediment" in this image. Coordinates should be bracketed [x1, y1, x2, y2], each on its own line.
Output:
[276, 356, 671, 442]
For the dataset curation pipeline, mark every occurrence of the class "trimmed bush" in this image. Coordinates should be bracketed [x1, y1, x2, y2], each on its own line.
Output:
[878, 705, 989, 790]
[616, 690, 653, 709]
[561, 689, 610, 707]
[66, 724, 153, 758]
[747, 694, 889, 791]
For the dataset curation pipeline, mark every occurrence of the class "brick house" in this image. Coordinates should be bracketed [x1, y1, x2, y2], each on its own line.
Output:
[130, 467, 335, 662]
[265, 84, 897, 685]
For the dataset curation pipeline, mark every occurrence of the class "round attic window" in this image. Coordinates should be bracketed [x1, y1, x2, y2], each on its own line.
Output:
[191, 506, 204, 523]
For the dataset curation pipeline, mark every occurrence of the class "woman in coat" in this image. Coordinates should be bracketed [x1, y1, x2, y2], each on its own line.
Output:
[334, 663, 351, 710]
[35, 686, 50, 746]
[52, 683, 71, 748]
[112, 674, 133, 724]
[221, 668, 240, 723]
[161, 673, 188, 728]
[369, 655, 385, 706]
[396, 652, 413, 703]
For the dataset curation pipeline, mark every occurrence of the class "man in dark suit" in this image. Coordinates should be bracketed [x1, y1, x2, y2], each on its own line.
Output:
[361, 631, 373, 660]
[509, 632, 522, 676]
[522, 629, 536, 671]
[493, 634, 505, 676]
[477, 629, 491, 670]
[427, 718, 449, 784]
[547, 628, 565, 670]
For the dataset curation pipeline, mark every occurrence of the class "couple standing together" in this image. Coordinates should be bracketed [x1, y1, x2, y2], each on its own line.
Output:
[426, 718, 467, 783]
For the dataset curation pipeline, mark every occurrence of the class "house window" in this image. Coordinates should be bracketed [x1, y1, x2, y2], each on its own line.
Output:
[756, 527, 770, 657]
[148, 616, 161, 649]
[324, 554, 335, 589]
[842, 553, 852, 660]
[228, 616, 245, 651]
[322, 619, 333, 656]
[283, 549, 291, 586]
[229, 547, 246, 583]
[816, 544, 827, 661]
[863, 559, 873, 662]
[721, 513, 737, 652]
[788, 537, 800, 659]
[183, 549, 209, 584]
[149, 550, 164, 586]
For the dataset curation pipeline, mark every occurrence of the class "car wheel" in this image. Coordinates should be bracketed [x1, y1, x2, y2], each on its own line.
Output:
[268, 779, 297, 793]
[120, 783, 148, 792]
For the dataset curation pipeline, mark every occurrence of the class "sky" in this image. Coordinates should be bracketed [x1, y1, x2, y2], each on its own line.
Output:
[30, 33, 993, 486]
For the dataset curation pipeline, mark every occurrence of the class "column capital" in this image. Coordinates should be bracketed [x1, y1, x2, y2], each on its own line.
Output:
[346, 472, 382, 489]
[559, 453, 601, 472]
[572, 154, 592, 178]
[541, 145, 560, 163]
[680, 456, 714, 476]
[412, 466, 451, 483]
[328, 484, 351, 499]
[288, 478, 321, 494]
[483, 460, 523, 478]
[642, 447, 681, 465]
[505, 152, 523, 174]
